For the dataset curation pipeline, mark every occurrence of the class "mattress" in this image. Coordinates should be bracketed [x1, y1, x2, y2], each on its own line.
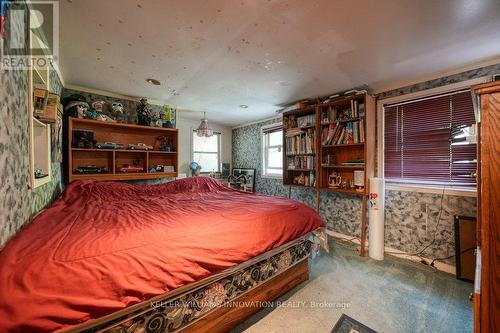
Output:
[0, 177, 324, 332]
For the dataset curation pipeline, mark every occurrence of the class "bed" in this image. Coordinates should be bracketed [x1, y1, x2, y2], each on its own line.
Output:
[0, 177, 325, 333]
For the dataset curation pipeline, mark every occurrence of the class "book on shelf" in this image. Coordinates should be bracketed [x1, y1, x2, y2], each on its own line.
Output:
[287, 156, 315, 170]
[286, 128, 316, 154]
[297, 114, 316, 128]
[321, 100, 365, 124]
[321, 121, 364, 145]
[339, 159, 365, 166]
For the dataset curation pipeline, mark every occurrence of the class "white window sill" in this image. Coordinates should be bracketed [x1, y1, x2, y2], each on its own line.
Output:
[262, 174, 283, 180]
[385, 183, 476, 197]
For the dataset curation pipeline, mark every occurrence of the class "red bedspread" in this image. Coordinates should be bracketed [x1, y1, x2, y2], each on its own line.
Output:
[0, 177, 324, 332]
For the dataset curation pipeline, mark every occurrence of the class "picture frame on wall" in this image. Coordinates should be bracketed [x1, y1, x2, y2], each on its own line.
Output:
[51, 105, 63, 162]
[231, 168, 256, 192]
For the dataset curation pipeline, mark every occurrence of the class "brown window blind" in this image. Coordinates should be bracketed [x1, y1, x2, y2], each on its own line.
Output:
[384, 90, 476, 187]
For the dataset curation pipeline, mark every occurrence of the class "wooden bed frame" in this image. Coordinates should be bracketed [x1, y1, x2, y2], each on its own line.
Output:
[68, 237, 312, 333]
[180, 258, 309, 333]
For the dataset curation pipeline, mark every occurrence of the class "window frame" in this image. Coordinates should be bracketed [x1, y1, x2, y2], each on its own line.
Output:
[261, 123, 283, 179]
[191, 130, 221, 173]
[376, 77, 489, 196]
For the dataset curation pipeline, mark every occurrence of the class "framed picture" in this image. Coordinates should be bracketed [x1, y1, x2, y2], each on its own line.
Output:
[221, 163, 231, 179]
[231, 168, 256, 192]
[51, 106, 63, 162]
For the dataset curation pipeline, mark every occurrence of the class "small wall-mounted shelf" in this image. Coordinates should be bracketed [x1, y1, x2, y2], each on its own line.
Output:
[28, 24, 52, 189]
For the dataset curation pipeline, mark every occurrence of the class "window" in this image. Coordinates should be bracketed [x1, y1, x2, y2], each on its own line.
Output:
[192, 131, 221, 173]
[384, 90, 477, 188]
[262, 125, 283, 177]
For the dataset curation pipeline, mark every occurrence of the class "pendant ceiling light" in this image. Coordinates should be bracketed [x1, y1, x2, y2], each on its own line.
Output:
[196, 112, 214, 137]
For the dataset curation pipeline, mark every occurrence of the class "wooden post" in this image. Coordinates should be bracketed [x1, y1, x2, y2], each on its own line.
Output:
[360, 195, 367, 256]
[316, 189, 320, 213]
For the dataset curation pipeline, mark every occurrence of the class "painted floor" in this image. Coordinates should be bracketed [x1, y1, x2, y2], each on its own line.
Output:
[232, 240, 473, 333]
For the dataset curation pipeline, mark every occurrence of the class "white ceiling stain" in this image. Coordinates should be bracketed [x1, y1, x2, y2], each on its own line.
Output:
[59, 0, 500, 126]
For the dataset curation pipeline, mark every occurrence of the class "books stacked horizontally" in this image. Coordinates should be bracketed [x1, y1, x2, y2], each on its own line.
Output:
[322, 121, 365, 145]
[297, 114, 316, 128]
[287, 156, 315, 170]
[339, 159, 365, 166]
[286, 128, 316, 154]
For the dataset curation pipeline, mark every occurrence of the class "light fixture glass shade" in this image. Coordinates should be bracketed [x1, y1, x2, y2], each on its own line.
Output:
[196, 112, 214, 137]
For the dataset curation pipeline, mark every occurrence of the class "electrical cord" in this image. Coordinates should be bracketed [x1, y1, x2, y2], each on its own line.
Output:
[429, 247, 475, 267]
[404, 185, 447, 257]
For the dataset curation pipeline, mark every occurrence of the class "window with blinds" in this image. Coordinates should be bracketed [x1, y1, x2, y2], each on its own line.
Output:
[384, 90, 477, 188]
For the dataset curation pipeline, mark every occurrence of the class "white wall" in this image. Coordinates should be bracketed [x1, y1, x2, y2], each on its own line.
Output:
[176, 112, 232, 176]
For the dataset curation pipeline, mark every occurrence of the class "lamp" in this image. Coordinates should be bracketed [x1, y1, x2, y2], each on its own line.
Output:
[196, 112, 213, 137]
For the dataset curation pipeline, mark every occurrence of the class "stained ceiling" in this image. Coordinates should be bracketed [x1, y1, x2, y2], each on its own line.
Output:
[59, 0, 500, 125]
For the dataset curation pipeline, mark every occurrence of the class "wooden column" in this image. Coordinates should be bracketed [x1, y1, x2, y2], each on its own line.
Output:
[472, 81, 500, 333]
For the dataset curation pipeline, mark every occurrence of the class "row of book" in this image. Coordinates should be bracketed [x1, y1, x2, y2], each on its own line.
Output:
[302, 172, 316, 187]
[285, 129, 316, 154]
[321, 121, 365, 145]
[287, 156, 315, 170]
[321, 100, 365, 124]
[296, 114, 316, 128]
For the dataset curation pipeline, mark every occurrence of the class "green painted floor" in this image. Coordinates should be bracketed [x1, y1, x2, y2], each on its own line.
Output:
[232, 240, 473, 333]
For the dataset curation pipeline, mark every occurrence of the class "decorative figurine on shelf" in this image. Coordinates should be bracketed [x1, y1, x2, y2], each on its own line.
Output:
[34, 167, 43, 178]
[294, 172, 306, 185]
[328, 171, 342, 188]
[137, 98, 152, 126]
[62, 94, 90, 119]
[152, 111, 163, 127]
[162, 104, 175, 128]
[89, 100, 116, 122]
[92, 100, 105, 113]
[111, 102, 128, 123]
[189, 162, 202, 176]
[156, 135, 175, 152]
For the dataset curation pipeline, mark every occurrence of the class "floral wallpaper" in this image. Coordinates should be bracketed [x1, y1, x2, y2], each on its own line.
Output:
[232, 61, 500, 263]
[376, 63, 500, 100]
[61, 88, 176, 128]
[0, 5, 64, 247]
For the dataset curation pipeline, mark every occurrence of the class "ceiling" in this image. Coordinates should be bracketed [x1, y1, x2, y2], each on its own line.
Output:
[59, 0, 500, 126]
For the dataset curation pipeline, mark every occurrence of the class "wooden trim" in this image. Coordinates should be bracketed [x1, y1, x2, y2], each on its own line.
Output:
[473, 81, 500, 95]
[360, 196, 367, 257]
[178, 258, 309, 333]
[71, 117, 178, 133]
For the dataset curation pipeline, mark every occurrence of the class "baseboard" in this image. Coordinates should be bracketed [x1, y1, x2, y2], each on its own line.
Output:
[325, 230, 456, 275]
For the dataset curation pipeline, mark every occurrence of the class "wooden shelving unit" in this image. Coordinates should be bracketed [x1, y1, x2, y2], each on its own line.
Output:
[282, 107, 319, 189]
[281, 94, 375, 256]
[68, 118, 178, 182]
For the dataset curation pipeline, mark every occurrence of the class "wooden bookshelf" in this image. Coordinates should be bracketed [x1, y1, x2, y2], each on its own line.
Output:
[319, 94, 375, 256]
[281, 93, 375, 256]
[318, 94, 375, 195]
[68, 118, 178, 182]
[282, 107, 319, 188]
